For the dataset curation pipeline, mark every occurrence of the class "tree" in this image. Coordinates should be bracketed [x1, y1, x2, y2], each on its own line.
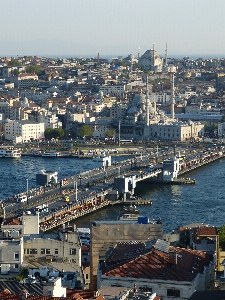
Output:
[44, 128, 66, 140]
[13, 69, 19, 75]
[105, 129, 116, 138]
[8, 59, 21, 67]
[79, 125, 93, 139]
[25, 65, 42, 75]
[219, 224, 225, 249]
[222, 114, 225, 123]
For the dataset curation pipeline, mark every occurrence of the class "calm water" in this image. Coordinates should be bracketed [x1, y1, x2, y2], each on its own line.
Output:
[0, 156, 224, 233]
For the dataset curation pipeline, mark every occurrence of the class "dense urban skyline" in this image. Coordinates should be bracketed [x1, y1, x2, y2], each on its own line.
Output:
[1, 0, 225, 58]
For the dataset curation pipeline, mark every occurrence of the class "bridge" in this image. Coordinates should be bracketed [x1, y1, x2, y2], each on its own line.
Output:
[1, 146, 225, 231]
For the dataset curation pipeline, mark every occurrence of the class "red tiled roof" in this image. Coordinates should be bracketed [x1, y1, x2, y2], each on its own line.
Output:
[102, 246, 213, 282]
[2, 217, 22, 226]
[196, 227, 218, 236]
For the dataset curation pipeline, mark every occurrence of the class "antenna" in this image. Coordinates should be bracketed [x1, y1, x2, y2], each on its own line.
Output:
[138, 47, 140, 61]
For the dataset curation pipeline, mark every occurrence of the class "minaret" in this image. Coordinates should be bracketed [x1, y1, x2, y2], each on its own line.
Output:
[138, 47, 140, 62]
[152, 42, 155, 70]
[146, 75, 149, 126]
[171, 73, 175, 119]
[130, 55, 133, 73]
[165, 42, 168, 66]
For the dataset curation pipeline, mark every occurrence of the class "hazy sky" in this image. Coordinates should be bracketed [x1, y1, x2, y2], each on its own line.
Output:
[1, 0, 225, 58]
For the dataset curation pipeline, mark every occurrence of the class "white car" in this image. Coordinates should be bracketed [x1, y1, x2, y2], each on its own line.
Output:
[17, 195, 27, 203]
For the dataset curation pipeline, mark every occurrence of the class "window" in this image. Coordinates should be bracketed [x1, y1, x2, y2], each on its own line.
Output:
[41, 249, 45, 254]
[14, 251, 19, 261]
[46, 249, 50, 254]
[55, 249, 58, 255]
[139, 287, 152, 292]
[70, 248, 76, 255]
[167, 289, 180, 297]
[15, 264, 19, 268]
[30, 249, 37, 254]
[86, 274, 89, 279]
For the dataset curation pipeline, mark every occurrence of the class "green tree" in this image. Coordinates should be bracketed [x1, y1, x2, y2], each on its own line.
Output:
[219, 225, 225, 249]
[104, 129, 116, 137]
[13, 69, 19, 75]
[25, 64, 42, 75]
[44, 128, 66, 140]
[79, 125, 93, 139]
[8, 59, 21, 67]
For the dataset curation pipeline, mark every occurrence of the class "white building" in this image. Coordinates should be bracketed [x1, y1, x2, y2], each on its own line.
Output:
[42, 113, 62, 129]
[218, 122, 225, 138]
[99, 84, 125, 97]
[5, 119, 45, 142]
[13, 73, 38, 88]
[149, 121, 204, 141]
[150, 92, 170, 104]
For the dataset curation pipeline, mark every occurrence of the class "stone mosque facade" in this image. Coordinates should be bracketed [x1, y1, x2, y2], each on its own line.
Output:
[139, 45, 163, 72]
[119, 93, 204, 141]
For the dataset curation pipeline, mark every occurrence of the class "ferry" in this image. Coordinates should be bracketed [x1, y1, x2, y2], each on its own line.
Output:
[93, 152, 106, 162]
[42, 152, 61, 157]
[118, 205, 140, 221]
[0, 148, 21, 158]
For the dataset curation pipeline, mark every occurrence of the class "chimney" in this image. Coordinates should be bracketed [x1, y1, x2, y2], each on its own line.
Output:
[169, 251, 178, 265]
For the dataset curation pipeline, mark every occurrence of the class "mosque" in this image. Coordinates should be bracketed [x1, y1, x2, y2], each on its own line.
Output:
[139, 43, 163, 72]
[119, 75, 204, 141]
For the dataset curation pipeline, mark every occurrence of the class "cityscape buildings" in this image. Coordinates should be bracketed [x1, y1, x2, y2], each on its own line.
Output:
[0, 46, 225, 298]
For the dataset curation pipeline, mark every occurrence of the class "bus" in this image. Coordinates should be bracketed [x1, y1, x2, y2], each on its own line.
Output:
[120, 139, 133, 144]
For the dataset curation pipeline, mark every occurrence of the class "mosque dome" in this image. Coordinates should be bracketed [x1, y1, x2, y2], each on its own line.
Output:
[127, 106, 139, 114]
[132, 94, 146, 105]
[149, 106, 156, 113]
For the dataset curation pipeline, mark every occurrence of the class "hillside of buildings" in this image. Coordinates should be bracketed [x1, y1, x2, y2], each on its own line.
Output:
[1, 48, 225, 144]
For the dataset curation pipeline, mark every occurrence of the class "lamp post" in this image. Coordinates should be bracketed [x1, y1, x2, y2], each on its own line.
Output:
[74, 181, 78, 202]
[118, 120, 121, 148]
[26, 179, 29, 205]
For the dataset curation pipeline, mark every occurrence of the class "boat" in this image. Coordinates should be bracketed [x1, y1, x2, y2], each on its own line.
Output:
[118, 205, 140, 221]
[42, 152, 61, 157]
[0, 148, 21, 158]
[93, 152, 107, 163]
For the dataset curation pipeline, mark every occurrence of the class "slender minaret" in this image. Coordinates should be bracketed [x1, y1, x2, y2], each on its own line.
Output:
[130, 55, 133, 73]
[146, 75, 149, 126]
[138, 47, 140, 62]
[165, 42, 168, 66]
[152, 42, 155, 70]
[171, 73, 175, 119]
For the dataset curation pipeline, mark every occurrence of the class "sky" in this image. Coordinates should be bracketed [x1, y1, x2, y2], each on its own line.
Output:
[1, 0, 225, 59]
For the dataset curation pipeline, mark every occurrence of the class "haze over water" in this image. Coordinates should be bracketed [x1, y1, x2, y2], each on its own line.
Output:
[1, 156, 224, 233]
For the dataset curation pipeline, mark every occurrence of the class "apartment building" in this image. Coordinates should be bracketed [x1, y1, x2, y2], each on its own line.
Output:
[13, 73, 38, 88]
[5, 119, 45, 142]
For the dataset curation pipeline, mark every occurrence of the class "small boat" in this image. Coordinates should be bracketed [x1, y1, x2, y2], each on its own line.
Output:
[42, 152, 61, 157]
[118, 205, 140, 221]
[93, 152, 107, 163]
[0, 148, 21, 158]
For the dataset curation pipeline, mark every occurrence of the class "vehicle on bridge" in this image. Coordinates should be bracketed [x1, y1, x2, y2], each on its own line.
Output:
[63, 195, 69, 202]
